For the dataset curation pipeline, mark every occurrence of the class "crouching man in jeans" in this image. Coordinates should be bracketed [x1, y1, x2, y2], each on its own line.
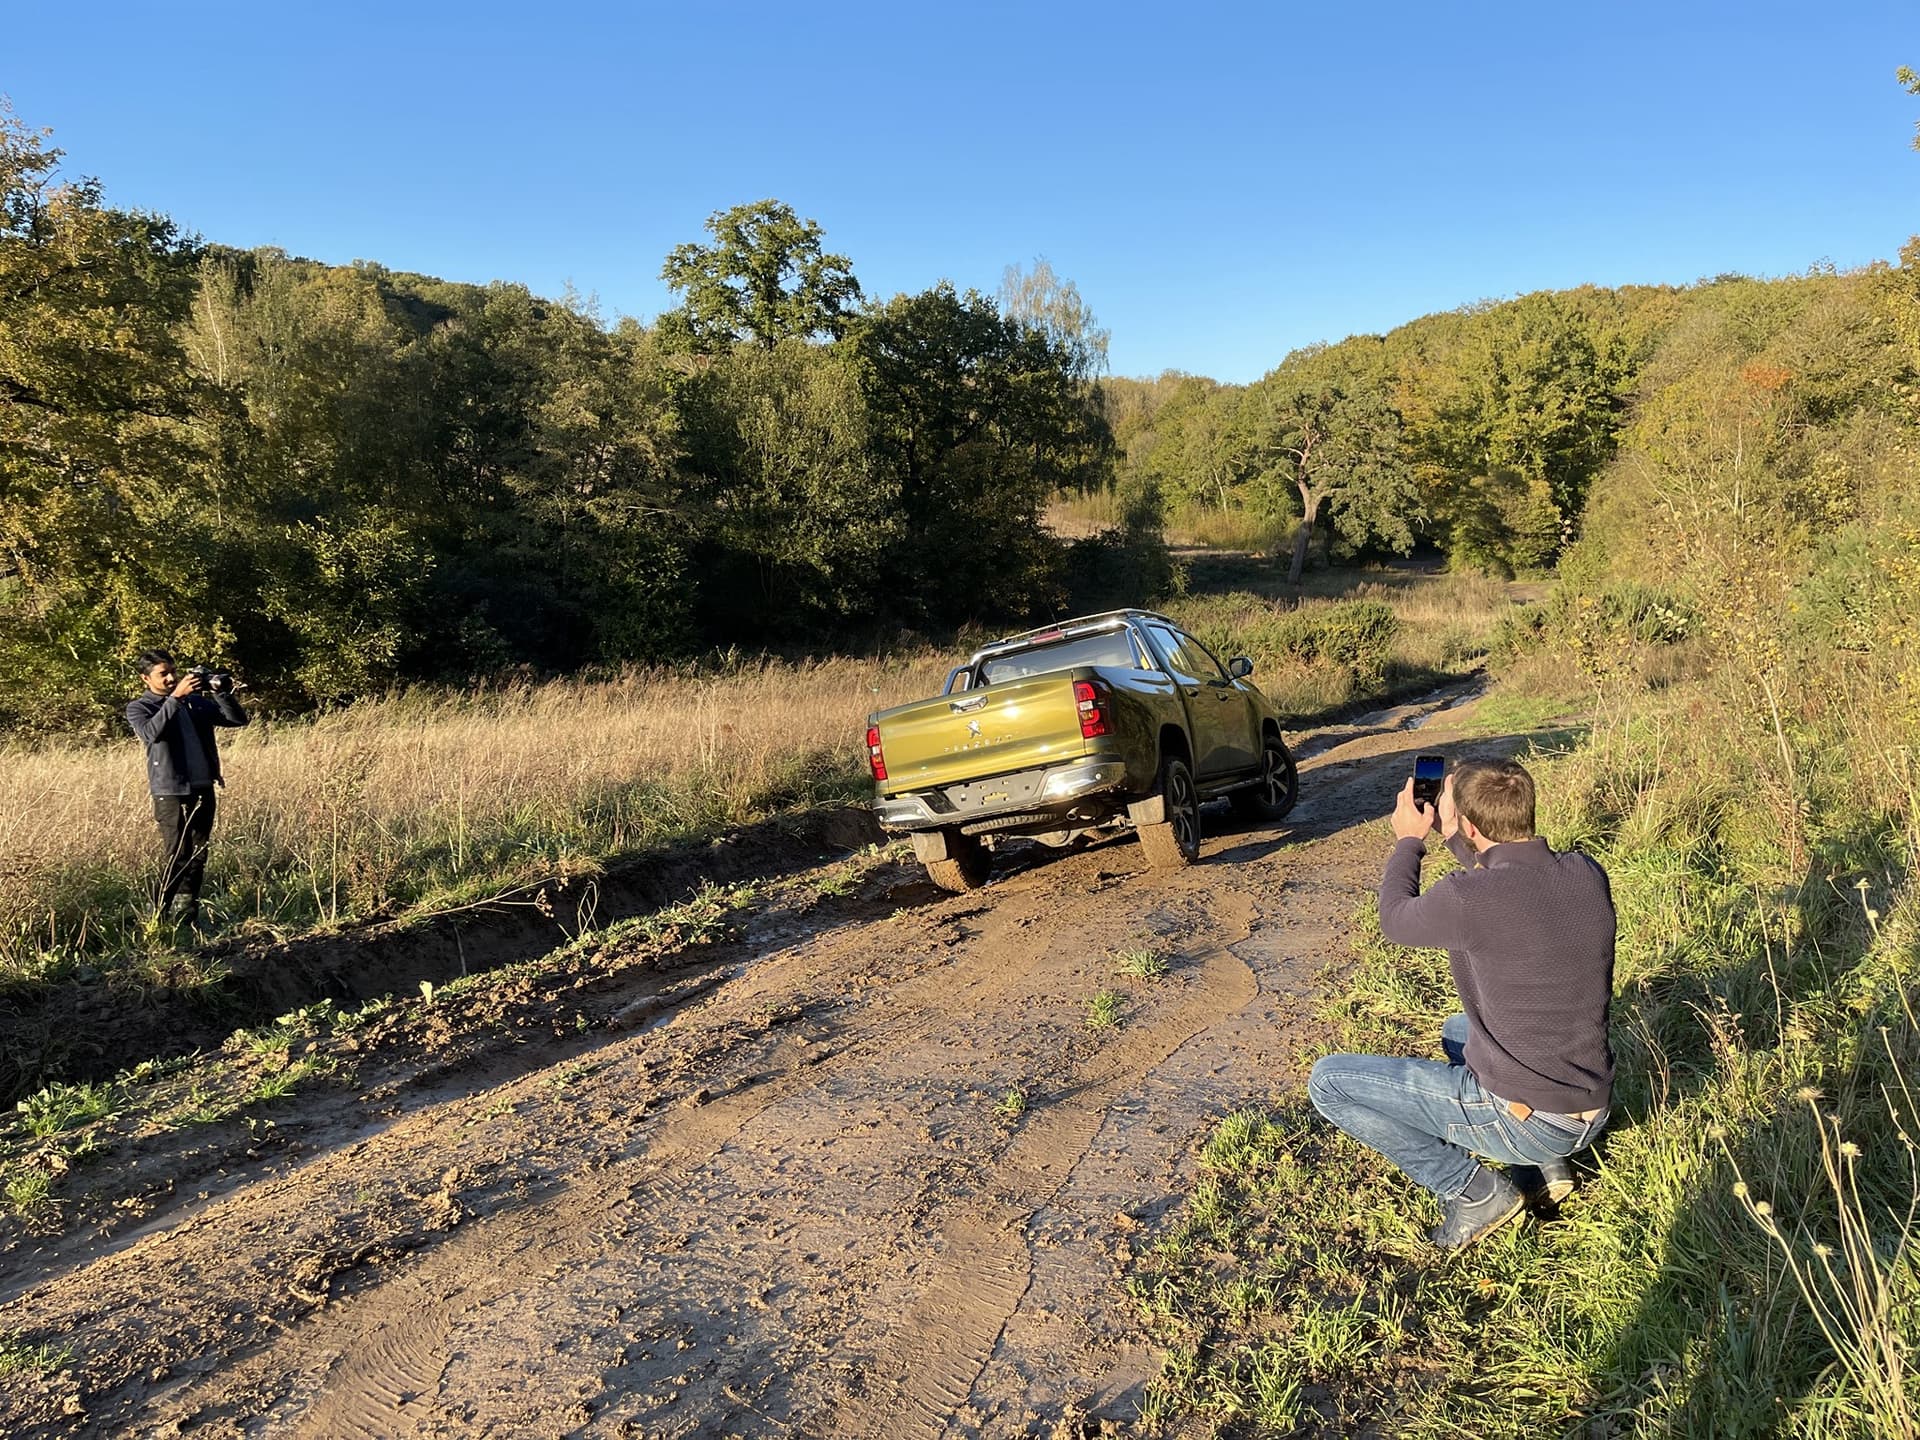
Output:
[1308, 758, 1615, 1249]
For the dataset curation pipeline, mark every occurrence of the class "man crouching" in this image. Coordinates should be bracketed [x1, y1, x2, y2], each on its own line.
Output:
[1308, 758, 1615, 1249]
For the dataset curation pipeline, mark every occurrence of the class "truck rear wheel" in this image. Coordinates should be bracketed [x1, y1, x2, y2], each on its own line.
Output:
[925, 832, 991, 892]
[1231, 733, 1299, 820]
[1138, 756, 1201, 868]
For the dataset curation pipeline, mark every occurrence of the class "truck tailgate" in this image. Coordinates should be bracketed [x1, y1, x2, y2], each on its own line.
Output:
[875, 673, 1090, 793]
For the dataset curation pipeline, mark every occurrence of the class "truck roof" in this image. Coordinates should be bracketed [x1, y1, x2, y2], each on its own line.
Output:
[968, 609, 1175, 664]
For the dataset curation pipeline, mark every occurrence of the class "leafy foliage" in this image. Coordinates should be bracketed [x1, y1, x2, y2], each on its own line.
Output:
[0, 112, 1122, 733]
[660, 199, 862, 351]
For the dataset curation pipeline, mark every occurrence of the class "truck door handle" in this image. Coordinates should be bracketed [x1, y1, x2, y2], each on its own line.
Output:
[1184, 686, 1199, 698]
[1217, 691, 1233, 702]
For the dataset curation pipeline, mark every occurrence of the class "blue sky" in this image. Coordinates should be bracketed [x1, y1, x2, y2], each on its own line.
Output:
[10, 2, 1918, 381]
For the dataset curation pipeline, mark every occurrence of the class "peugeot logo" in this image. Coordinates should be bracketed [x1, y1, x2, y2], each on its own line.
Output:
[967, 720, 982, 737]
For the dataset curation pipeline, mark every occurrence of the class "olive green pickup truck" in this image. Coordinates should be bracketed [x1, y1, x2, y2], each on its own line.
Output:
[865, 608, 1298, 891]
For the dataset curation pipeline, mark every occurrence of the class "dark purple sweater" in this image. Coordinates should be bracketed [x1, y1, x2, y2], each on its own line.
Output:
[1379, 832, 1615, 1113]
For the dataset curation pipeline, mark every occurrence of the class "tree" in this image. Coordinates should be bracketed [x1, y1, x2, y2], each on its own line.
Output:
[1406, 292, 1625, 564]
[850, 283, 1111, 621]
[677, 338, 893, 630]
[660, 200, 861, 351]
[1241, 346, 1417, 585]
[0, 101, 205, 727]
[998, 258, 1110, 383]
[1899, 65, 1920, 149]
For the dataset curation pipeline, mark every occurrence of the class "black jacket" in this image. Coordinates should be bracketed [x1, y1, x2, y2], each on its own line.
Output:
[125, 690, 249, 797]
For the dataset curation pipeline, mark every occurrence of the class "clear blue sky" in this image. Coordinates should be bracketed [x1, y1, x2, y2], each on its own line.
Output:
[11, 2, 1918, 381]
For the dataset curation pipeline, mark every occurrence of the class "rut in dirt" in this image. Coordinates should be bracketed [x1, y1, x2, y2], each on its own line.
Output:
[0, 680, 1527, 1439]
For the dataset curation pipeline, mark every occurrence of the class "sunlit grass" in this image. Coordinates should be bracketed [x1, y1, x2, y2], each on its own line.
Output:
[0, 654, 950, 986]
[1131, 669, 1920, 1438]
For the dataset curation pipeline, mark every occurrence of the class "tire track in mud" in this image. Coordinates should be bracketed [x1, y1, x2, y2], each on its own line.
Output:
[835, 896, 1260, 1438]
[152, 866, 1142, 1435]
[293, 1278, 453, 1440]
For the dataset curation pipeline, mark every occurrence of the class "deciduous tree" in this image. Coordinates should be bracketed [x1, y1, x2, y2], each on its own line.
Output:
[660, 200, 861, 352]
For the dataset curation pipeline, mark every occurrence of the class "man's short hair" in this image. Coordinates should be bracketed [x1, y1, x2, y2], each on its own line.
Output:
[136, 648, 176, 675]
[1453, 759, 1536, 842]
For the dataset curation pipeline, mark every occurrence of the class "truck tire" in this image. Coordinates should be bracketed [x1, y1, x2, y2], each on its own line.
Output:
[1231, 733, 1299, 820]
[1138, 756, 1201, 868]
[925, 832, 991, 892]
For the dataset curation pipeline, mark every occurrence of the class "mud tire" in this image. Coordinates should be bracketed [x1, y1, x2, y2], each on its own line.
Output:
[925, 833, 991, 892]
[1231, 733, 1300, 820]
[1138, 756, 1201, 868]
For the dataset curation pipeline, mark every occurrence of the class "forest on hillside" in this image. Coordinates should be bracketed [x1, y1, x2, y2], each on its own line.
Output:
[0, 106, 1129, 733]
[3, 89, 1918, 743]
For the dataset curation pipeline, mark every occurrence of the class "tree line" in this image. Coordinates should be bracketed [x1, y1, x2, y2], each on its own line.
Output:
[0, 108, 1123, 733]
[1105, 286, 1661, 582]
[6, 90, 1917, 738]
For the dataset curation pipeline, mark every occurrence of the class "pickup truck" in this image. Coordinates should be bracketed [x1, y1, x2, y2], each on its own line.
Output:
[865, 608, 1298, 891]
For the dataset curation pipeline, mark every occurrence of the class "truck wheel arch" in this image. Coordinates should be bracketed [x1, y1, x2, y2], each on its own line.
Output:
[1129, 727, 1194, 828]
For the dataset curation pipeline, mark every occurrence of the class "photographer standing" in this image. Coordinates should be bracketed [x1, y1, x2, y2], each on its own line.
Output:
[125, 649, 248, 930]
[1308, 758, 1616, 1249]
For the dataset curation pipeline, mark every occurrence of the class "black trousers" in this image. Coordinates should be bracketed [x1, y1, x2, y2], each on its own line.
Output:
[154, 788, 217, 913]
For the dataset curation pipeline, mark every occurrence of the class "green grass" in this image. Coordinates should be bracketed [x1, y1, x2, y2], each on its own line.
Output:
[4, 1168, 53, 1219]
[243, 1053, 332, 1106]
[0, 1334, 76, 1377]
[13, 1079, 119, 1138]
[1114, 945, 1169, 981]
[1086, 990, 1127, 1031]
[995, 1086, 1028, 1121]
[0, 881, 785, 1241]
[1130, 693, 1920, 1438]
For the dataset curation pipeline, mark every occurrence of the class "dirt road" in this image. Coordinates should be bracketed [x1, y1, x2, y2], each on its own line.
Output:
[3, 682, 1519, 1438]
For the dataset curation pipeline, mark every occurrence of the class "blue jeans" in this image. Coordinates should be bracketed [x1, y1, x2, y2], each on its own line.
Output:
[1307, 1014, 1609, 1199]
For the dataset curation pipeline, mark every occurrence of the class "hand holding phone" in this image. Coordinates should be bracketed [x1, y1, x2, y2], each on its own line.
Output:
[1412, 755, 1445, 809]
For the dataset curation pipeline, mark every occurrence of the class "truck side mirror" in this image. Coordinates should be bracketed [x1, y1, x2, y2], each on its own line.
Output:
[1228, 656, 1254, 679]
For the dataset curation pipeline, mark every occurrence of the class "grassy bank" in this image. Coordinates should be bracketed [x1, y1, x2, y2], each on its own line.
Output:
[1128, 646, 1920, 1436]
[0, 656, 949, 990]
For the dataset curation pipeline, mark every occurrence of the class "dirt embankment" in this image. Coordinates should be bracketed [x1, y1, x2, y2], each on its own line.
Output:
[0, 808, 885, 1107]
[2, 682, 1522, 1438]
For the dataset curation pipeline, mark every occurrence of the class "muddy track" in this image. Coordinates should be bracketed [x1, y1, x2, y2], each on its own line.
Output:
[2, 682, 1527, 1438]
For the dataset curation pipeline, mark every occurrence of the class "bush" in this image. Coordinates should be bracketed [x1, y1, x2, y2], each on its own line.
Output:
[1274, 600, 1399, 683]
[1186, 597, 1400, 692]
[1060, 530, 1175, 614]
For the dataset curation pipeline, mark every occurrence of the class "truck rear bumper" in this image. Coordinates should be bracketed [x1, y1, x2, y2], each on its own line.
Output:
[876, 759, 1130, 831]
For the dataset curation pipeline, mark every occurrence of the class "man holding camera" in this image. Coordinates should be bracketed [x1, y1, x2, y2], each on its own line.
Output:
[126, 649, 248, 929]
[1307, 758, 1616, 1249]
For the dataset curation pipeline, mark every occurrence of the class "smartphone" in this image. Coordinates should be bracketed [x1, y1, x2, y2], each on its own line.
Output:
[1412, 755, 1445, 808]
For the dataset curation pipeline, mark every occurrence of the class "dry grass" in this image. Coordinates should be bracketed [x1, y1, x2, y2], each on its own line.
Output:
[0, 655, 949, 983]
[0, 570, 1533, 989]
[1043, 490, 1291, 552]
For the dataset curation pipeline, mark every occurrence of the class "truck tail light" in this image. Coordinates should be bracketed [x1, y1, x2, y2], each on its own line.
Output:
[1074, 680, 1111, 739]
[866, 725, 888, 781]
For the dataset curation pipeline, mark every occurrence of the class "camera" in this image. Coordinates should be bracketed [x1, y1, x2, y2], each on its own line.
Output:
[187, 665, 234, 695]
[1413, 754, 1445, 808]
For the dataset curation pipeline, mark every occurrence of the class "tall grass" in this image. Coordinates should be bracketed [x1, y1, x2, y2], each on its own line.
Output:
[0, 655, 949, 987]
[0, 572, 1529, 992]
[1044, 490, 1291, 553]
[1131, 629, 1920, 1436]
